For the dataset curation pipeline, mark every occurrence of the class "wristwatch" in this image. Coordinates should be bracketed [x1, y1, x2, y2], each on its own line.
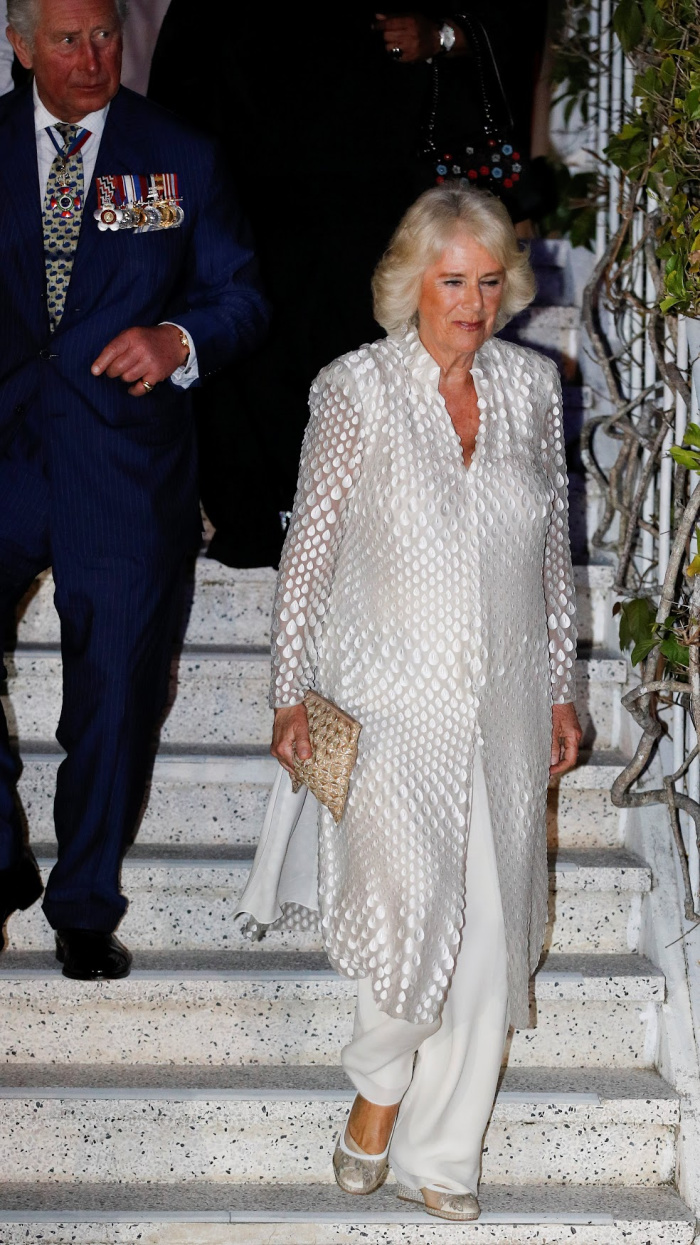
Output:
[438, 22, 457, 54]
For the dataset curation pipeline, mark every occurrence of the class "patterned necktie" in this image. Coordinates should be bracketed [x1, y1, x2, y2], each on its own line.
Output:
[42, 122, 89, 332]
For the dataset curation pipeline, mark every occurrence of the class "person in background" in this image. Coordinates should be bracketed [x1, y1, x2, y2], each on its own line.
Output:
[0, 0, 267, 978]
[0, 0, 15, 93]
[119, 0, 171, 95]
[147, 5, 550, 570]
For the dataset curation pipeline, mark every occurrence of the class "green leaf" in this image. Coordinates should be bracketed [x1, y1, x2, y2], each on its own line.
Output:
[619, 596, 657, 654]
[635, 66, 662, 97]
[687, 554, 700, 577]
[569, 207, 597, 251]
[631, 635, 659, 666]
[660, 56, 677, 85]
[651, 13, 679, 43]
[613, 0, 644, 52]
[683, 423, 700, 448]
[685, 87, 700, 120]
[617, 122, 644, 141]
[670, 446, 700, 468]
[660, 635, 690, 667]
[666, 268, 686, 298]
[606, 128, 650, 174]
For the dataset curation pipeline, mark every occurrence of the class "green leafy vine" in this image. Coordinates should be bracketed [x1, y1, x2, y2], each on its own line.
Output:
[552, 0, 700, 313]
[551, 3, 700, 917]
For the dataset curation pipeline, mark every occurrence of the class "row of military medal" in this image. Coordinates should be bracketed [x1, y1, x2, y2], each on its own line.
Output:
[94, 173, 184, 234]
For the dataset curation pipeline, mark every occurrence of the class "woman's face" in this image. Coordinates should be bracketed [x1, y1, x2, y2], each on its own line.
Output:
[417, 230, 505, 360]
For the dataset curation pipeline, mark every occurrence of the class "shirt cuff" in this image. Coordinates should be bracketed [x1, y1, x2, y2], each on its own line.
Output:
[160, 321, 199, 389]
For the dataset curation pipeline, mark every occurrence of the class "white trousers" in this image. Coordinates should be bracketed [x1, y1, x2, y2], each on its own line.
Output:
[340, 746, 510, 1195]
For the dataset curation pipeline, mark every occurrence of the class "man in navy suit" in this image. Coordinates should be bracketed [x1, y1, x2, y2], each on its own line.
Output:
[0, 0, 267, 977]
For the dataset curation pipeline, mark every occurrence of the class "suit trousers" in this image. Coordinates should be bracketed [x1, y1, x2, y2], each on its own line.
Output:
[340, 745, 509, 1195]
[0, 437, 187, 931]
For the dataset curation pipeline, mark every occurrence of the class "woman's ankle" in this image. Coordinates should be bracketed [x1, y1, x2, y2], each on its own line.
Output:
[347, 1094, 400, 1155]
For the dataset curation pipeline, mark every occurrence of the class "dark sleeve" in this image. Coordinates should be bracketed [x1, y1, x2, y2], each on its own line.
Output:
[165, 140, 270, 382]
[448, 2, 549, 150]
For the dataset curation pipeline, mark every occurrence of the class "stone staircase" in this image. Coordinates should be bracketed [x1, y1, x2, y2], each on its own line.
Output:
[0, 291, 697, 1241]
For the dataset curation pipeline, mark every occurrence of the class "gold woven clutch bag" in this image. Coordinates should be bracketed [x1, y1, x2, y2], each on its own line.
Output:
[291, 690, 362, 823]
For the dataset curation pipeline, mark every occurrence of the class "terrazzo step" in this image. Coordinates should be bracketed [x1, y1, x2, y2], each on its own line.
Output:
[548, 748, 629, 850]
[4, 847, 651, 956]
[14, 563, 278, 650]
[500, 305, 581, 367]
[530, 239, 582, 310]
[546, 848, 650, 954]
[0, 1182, 693, 1245]
[0, 952, 665, 1069]
[16, 747, 628, 853]
[2, 647, 274, 749]
[574, 649, 627, 750]
[0, 1064, 678, 1187]
[573, 562, 615, 648]
[14, 561, 614, 650]
[2, 647, 627, 750]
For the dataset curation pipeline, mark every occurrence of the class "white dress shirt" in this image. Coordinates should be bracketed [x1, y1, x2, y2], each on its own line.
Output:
[33, 82, 197, 387]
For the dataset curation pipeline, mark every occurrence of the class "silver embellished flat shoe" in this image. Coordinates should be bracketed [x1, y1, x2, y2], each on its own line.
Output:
[396, 1183, 480, 1221]
[332, 1125, 390, 1195]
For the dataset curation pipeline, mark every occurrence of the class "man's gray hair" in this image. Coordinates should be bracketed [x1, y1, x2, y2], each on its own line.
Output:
[7, 0, 129, 45]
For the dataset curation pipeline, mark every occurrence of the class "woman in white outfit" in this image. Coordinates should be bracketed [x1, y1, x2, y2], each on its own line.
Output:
[239, 185, 582, 1221]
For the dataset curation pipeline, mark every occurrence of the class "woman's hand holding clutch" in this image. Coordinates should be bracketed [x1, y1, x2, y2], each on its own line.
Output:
[271, 704, 312, 777]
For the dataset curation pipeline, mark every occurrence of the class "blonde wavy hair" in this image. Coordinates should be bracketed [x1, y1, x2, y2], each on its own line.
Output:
[372, 185, 536, 335]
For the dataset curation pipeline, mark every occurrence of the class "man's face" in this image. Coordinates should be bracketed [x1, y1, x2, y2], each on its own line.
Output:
[9, 0, 122, 121]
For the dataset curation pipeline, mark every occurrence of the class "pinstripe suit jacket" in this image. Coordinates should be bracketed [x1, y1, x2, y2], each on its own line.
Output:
[0, 85, 268, 558]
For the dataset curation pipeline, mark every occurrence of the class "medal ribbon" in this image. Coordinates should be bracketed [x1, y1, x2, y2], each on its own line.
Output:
[93, 171, 184, 232]
[96, 173, 180, 208]
[46, 125, 91, 161]
[146, 173, 179, 200]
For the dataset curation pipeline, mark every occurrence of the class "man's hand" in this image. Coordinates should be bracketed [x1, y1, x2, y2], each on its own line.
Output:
[271, 704, 312, 777]
[91, 324, 189, 397]
[374, 13, 441, 62]
[550, 702, 583, 777]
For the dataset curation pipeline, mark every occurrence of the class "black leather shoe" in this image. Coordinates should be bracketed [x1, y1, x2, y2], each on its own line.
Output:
[0, 851, 44, 951]
[55, 929, 132, 980]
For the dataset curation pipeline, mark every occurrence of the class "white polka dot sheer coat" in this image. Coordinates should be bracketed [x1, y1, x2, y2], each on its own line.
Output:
[257, 326, 576, 1030]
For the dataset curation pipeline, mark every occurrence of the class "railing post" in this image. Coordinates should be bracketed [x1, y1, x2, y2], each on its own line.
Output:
[595, 0, 610, 260]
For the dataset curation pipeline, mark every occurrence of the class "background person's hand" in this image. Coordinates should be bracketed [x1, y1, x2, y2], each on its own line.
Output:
[374, 12, 440, 62]
[271, 703, 312, 777]
[91, 324, 189, 397]
[550, 702, 583, 777]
